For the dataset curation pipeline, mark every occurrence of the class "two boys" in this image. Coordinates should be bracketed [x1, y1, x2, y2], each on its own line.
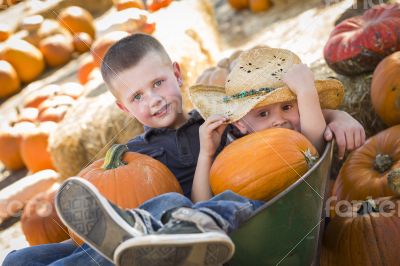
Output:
[4, 34, 365, 266]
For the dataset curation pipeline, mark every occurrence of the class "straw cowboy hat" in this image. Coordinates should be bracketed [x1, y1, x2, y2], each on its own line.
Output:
[189, 47, 344, 122]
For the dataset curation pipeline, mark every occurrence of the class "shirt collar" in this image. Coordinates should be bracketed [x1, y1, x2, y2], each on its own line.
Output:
[143, 109, 204, 141]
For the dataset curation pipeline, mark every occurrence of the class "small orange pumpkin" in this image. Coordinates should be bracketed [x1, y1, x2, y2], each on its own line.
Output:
[19, 121, 58, 173]
[15, 107, 39, 123]
[23, 84, 60, 108]
[0, 23, 11, 42]
[114, 0, 145, 11]
[77, 56, 97, 85]
[72, 32, 93, 54]
[37, 95, 75, 122]
[0, 60, 20, 99]
[91, 31, 129, 68]
[147, 0, 173, 12]
[332, 125, 400, 203]
[58, 6, 96, 39]
[321, 197, 400, 266]
[59, 82, 84, 99]
[68, 144, 183, 245]
[0, 38, 45, 83]
[371, 51, 400, 126]
[39, 34, 74, 68]
[210, 128, 319, 201]
[0, 122, 35, 171]
[21, 184, 70, 246]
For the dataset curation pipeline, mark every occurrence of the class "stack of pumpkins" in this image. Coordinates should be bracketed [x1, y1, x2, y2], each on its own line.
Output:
[320, 3, 400, 264]
[0, 6, 96, 99]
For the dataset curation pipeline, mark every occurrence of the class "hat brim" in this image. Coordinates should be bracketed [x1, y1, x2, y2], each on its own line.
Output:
[189, 79, 344, 122]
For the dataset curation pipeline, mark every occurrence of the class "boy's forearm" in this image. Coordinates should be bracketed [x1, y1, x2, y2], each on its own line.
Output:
[191, 153, 214, 203]
[297, 90, 326, 154]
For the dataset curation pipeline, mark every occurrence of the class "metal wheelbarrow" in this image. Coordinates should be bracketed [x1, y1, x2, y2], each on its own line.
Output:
[230, 141, 334, 265]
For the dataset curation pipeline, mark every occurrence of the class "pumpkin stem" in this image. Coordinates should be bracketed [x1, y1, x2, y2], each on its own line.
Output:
[387, 168, 400, 195]
[102, 144, 128, 170]
[373, 154, 393, 173]
[357, 198, 379, 215]
[302, 148, 319, 169]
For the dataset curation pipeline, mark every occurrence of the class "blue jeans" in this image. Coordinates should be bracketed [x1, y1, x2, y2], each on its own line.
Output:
[3, 191, 264, 265]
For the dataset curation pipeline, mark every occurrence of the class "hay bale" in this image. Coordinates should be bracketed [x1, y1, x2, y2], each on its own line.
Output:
[48, 0, 220, 179]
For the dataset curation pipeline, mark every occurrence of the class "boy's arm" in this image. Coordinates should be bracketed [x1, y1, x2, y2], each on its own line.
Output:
[322, 109, 366, 159]
[192, 115, 227, 203]
[282, 64, 326, 154]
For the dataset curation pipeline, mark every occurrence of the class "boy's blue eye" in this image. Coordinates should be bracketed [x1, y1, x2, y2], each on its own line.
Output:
[154, 80, 163, 87]
[282, 104, 292, 111]
[133, 94, 142, 101]
[259, 111, 268, 117]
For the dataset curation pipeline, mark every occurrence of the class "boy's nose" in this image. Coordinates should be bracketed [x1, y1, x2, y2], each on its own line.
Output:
[149, 93, 163, 108]
[272, 118, 287, 128]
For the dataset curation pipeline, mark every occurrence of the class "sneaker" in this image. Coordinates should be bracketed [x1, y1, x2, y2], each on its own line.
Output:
[55, 177, 147, 262]
[114, 207, 235, 266]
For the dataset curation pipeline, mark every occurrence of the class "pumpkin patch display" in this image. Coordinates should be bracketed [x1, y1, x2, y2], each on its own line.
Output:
[21, 184, 70, 246]
[57, 6, 96, 39]
[321, 197, 400, 265]
[68, 144, 183, 245]
[332, 125, 400, 202]
[210, 128, 319, 201]
[324, 3, 400, 75]
[0, 38, 45, 83]
[371, 51, 400, 126]
[0, 60, 20, 99]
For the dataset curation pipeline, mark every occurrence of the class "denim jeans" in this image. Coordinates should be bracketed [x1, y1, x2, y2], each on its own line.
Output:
[3, 191, 264, 265]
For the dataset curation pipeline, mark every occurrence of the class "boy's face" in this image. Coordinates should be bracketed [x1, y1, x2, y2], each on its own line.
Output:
[111, 51, 185, 129]
[234, 100, 301, 134]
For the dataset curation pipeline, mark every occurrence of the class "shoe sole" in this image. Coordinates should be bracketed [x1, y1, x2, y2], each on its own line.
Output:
[114, 232, 235, 266]
[55, 177, 142, 262]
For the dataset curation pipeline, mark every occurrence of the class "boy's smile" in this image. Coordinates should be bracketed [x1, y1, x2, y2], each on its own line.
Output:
[111, 51, 188, 129]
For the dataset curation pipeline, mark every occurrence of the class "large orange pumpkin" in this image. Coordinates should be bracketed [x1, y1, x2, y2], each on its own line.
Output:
[57, 6, 96, 39]
[332, 125, 400, 202]
[0, 38, 45, 83]
[321, 197, 400, 265]
[371, 51, 400, 126]
[210, 128, 319, 201]
[68, 144, 183, 245]
[91, 31, 129, 68]
[21, 184, 70, 246]
[20, 121, 57, 173]
[0, 60, 20, 99]
[39, 34, 74, 68]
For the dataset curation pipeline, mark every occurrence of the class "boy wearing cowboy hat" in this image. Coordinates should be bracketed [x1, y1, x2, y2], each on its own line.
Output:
[4, 35, 364, 266]
[190, 46, 343, 202]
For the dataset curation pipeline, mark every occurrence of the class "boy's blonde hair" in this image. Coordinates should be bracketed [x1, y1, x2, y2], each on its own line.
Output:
[100, 33, 172, 96]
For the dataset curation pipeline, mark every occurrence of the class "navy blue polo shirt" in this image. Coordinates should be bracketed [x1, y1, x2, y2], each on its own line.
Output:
[126, 110, 228, 198]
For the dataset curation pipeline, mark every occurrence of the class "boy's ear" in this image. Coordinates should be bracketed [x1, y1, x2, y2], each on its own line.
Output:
[172, 62, 183, 86]
[232, 120, 248, 134]
[115, 101, 129, 114]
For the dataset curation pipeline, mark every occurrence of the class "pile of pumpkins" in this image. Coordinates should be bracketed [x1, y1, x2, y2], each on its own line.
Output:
[320, 3, 400, 264]
[0, 6, 96, 99]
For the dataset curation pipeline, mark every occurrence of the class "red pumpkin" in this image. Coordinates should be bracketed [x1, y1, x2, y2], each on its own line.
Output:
[210, 128, 318, 201]
[324, 3, 400, 75]
[332, 125, 400, 203]
[371, 51, 400, 126]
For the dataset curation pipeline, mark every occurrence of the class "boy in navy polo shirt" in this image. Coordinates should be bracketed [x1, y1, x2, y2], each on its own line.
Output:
[4, 34, 364, 266]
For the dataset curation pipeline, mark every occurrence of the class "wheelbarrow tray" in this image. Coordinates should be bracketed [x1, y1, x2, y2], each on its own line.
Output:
[230, 141, 333, 265]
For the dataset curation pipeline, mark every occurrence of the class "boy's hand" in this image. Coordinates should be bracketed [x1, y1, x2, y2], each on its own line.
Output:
[282, 63, 315, 95]
[199, 114, 228, 159]
[323, 111, 366, 159]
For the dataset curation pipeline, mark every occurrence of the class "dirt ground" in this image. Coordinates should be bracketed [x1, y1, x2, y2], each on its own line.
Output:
[0, 0, 360, 262]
